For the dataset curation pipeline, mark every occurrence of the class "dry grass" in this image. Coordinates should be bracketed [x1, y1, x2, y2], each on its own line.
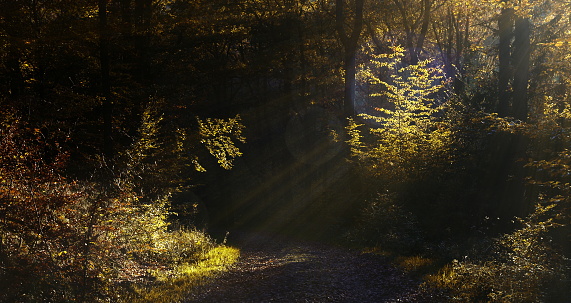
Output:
[395, 255, 435, 272]
[123, 245, 240, 303]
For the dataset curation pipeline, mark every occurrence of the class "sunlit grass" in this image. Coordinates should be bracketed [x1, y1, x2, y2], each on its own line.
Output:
[362, 247, 444, 279]
[124, 246, 240, 303]
[395, 255, 435, 272]
[424, 264, 455, 288]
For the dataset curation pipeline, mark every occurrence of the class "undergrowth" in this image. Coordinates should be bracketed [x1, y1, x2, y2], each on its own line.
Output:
[426, 203, 568, 302]
[123, 245, 240, 303]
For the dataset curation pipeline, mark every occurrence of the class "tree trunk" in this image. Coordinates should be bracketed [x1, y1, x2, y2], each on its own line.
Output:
[412, 0, 431, 65]
[99, 0, 113, 158]
[335, 0, 365, 118]
[297, 2, 307, 103]
[343, 49, 357, 117]
[6, 42, 24, 100]
[134, 0, 152, 83]
[512, 17, 530, 121]
[498, 7, 513, 117]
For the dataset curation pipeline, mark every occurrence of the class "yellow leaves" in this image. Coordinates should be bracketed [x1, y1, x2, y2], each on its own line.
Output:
[435, 211, 561, 302]
[197, 114, 246, 170]
[124, 103, 164, 174]
[82, 7, 98, 19]
[346, 118, 366, 154]
[192, 157, 206, 172]
[538, 38, 571, 48]
[352, 46, 455, 181]
[536, 94, 571, 131]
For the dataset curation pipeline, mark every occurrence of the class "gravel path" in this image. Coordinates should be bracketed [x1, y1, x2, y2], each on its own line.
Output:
[183, 232, 436, 302]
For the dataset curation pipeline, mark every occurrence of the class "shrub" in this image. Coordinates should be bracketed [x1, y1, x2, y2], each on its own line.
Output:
[347, 192, 424, 253]
[0, 107, 231, 302]
[432, 203, 567, 302]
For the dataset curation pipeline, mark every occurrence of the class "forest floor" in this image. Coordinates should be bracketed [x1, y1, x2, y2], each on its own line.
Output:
[182, 231, 439, 303]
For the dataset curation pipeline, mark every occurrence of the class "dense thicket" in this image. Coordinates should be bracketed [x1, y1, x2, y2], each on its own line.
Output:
[1, 0, 570, 301]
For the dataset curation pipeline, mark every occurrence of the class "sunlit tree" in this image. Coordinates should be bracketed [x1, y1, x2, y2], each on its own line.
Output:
[349, 45, 453, 182]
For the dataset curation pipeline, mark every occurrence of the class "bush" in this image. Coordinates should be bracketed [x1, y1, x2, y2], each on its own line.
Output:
[347, 192, 424, 253]
[0, 110, 226, 302]
[431, 203, 567, 302]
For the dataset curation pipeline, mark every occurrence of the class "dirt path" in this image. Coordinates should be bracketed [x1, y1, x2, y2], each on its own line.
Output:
[183, 232, 436, 302]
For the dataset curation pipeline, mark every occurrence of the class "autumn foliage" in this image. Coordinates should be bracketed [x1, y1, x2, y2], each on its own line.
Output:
[0, 108, 223, 302]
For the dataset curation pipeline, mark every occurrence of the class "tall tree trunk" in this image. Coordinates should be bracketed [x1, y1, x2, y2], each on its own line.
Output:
[412, 0, 431, 65]
[132, 0, 152, 136]
[6, 42, 24, 100]
[498, 7, 513, 117]
[336, 0, 365, 118]
[99, 0, 113, 158]
[491, 8, 531, 223]
[120, 0, 132, 34]
[453, 15, 470, 94]
[134, 0, 152, 83]
[297, 1, 307, 104]
[511, 16, 531, 215]
[512, 17, 530, 121]
[343, 49, 357, 117]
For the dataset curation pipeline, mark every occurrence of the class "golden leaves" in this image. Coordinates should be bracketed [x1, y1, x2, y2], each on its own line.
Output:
[197, 115, 246, 170]
[351, 47, 454, 181]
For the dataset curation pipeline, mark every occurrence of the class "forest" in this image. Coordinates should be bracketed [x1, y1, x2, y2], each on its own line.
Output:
[0, 0, 570, 302]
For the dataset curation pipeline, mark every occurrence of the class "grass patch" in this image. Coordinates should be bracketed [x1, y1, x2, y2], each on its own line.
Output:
[124, 245, 240, 303]
[395, 255, 435, 272]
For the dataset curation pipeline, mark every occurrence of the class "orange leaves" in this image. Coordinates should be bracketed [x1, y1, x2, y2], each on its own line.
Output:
[0, 120, 87, 299]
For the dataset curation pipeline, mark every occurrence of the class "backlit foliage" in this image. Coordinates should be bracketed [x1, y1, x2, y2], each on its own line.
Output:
[197, 115, 246, 170]
[429, 89, 571, 302]
[350, 46, 454, 182]
[126, 245, 240, 303]
[433, 203, 565, 302]
[0, 115, 85, 301]
[0, 108, 227, 302]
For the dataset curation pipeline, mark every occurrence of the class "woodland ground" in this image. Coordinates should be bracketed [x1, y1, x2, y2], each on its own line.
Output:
[182, 231, 438, 303]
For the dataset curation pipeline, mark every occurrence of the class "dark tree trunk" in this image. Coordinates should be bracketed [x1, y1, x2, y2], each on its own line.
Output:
[99, 0, 113, 158]
[511, 17, 531, 215]
[6, 43, 24, 100]
[489, 8, 531, 225]
[453, 15, 470, 94]
[512, 17, 530, 121]
[412, 0, 431, 65]
[297, 4, 307, 103]
[343, 49, 357, 117]
[498, 7, 513, 117]
[134, 0, 152, 83]
[336, 0, 365, 118]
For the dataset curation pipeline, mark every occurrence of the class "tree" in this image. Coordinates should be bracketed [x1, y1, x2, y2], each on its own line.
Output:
[512, 16, 530, 121]
[99, 0, 113, 158]
[498, 6, 514, 117]
[336, 0, 365, 117]
[350, 46, 451, 183]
